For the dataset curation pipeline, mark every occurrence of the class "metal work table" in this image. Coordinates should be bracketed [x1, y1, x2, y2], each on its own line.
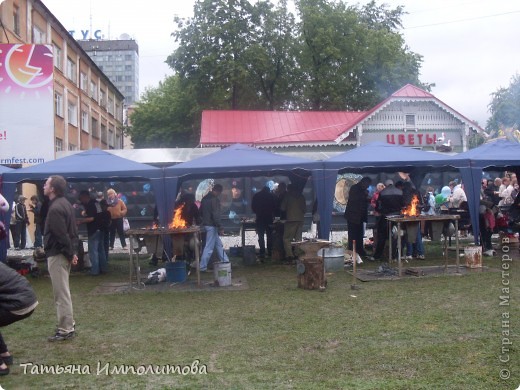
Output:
[126, 227, 201, 289]
[386, 214, 460, 277]
[239, 219, 257, 248]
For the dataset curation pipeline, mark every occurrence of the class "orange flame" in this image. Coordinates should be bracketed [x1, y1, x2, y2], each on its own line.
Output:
[151, 221, 159, 230]
[403, 195, 420, 216]
[169, 204, 187, 229]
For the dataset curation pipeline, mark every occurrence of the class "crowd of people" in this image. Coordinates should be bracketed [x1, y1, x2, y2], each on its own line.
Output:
[1, 172, 518, 376]
[344, 172, 519, 262]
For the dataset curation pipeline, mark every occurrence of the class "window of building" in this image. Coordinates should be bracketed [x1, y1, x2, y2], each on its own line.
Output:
[68, 143, 77, 151]
[99, 89, 106, 107]
[55, 137, 63, 152]
[107, 97, 114, 115]
[405, 114, 416, 128]
[125, 75, 132, 81]
[125, 54, 132, 61]
[109, 128, 114, 147]
[115, 132, 121, 149]
[90, 81, 98, 100]
[91, 117, 99, 138]
[66, 57, 77, 83]
[52, 43, 63, 70]
[115, 75, 123, 82]
[116, 103, 122, 121]
[13, 5, 20, 36]
[68, 101, 77, 126]
[101, 123, 107, 142]
[125, 65, 132, 71]
[54, 92, 63, 117]
[81, 110, 89, 132]
[33, 25, 46, 44]
[80, 72, 88, 92]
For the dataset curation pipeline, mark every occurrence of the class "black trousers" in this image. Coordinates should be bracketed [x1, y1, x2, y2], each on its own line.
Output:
[347, 221, 366, 256]
[0, 308, 35, 354]
[109, 218, 126, 248]
[373, 216, 398, 259]
[256, 220, 273, 256]
[13, 221, 27, 249]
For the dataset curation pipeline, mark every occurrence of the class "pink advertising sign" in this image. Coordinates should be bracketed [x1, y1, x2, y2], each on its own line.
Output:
[0, 44, 55, 165]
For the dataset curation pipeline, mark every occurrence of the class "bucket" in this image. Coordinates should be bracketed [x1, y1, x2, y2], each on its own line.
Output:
[229, 246, 242, 257]
[213, 262, 232, 287]
[243, 245, 257, 266]
[319, 247, 345, 272]
[464, 246, 482, 268]
[165, 261, 187, 283]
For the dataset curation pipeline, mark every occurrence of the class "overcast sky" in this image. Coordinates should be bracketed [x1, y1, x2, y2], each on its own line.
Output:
[42, 0, 520, 127]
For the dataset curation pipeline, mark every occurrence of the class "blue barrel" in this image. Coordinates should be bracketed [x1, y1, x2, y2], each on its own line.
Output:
[165, 261, 187, 283]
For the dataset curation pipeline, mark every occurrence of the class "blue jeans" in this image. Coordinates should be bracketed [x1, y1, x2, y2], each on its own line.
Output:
[200, 226, 229, 271]
[34, 223, 43, 248]
[88, 230, 108, 275]
[406, 223, 424, 257]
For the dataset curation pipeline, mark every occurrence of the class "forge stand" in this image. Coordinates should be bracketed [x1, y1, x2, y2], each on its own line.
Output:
[386, 215, 460, 277]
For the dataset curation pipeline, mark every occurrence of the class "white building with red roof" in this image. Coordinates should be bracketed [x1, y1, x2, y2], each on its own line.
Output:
[200, 84, 483, 155]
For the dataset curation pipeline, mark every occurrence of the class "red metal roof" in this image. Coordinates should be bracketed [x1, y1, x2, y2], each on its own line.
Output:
[200, 110, 366, 146]
[391, 84, 435, 98]
[200, 84, 483, 147]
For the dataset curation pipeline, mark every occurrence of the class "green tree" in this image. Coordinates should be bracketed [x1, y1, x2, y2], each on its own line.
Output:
[486, 74, 520, 132]
[130, 0, 430, 146]
[245, 0, 300, 110]
[167, 0, 256, 110]
[296, 0, 426, 110]
[126, 76, 199, 148]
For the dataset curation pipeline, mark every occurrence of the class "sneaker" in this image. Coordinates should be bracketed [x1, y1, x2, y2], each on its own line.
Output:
[0, 354, 13, 365]
[404, 255, 413, 260]
[48, 331, 75, 342]
[0, 364, 9, 376]
[417, 255, 425, 260]
[366, 256, 376, 262]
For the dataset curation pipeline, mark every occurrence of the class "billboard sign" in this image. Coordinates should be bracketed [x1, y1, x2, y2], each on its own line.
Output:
[0, 44, 54, 165]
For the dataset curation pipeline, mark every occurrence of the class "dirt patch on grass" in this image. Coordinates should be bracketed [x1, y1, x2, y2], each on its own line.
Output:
[89, 278, 249, 295]
[351, 265, 500, 282]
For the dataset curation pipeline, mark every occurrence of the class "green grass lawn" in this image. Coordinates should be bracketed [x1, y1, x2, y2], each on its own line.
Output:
[1, 243, 519, 389]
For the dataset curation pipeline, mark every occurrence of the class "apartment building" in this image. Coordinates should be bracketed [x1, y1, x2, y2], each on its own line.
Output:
[79, 38, 139, 105]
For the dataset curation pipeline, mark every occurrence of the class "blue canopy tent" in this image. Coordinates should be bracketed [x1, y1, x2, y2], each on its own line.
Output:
[449, 139, 520, 244]
[320, 142, 456, 238]
[162, 144, 322, 228]
[0, 165, 14, 261]
[1, 149, 165, 260]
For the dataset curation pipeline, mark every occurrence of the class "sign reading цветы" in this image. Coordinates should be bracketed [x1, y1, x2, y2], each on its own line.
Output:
[0, 44, 55, 165]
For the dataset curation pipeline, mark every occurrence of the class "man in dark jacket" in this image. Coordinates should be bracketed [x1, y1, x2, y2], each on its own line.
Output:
[199, 184, 229, 272]
[371, 179, 405, 261]
[78, 190, 107, 276]
[13, 195, 29, 249]
[43, 175, 78, 342]
[344, 177, 372, 257]
[29, 195, 43, 248]
[252, 186, 277, 258]
[0, 262, 38, 375]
